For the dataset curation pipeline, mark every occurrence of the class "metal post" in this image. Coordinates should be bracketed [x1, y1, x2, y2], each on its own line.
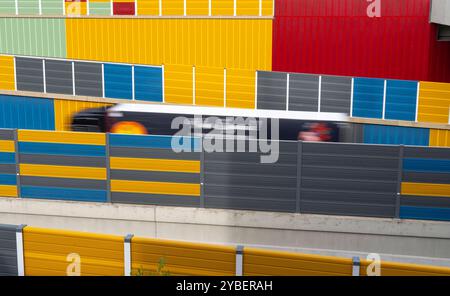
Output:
[106, 133, 112, 203]
[352, 256, 360, 276]
[15, 0, 18, 15]
[14, 129, 21, 198]
[200, 143, 205, 208]
[395, 145, 404, 219]
[192, 66, 196, 105]
[13, 56, 17, 91]
[159, 0, 162, 16]
[233, 0, 236, 16]
[415, 82, 420, 122]
[42, 60, 46, 93]
[72, 61, 76, 96]
[259, 0, 262, 16]
[223, 68, 227, 107]
[254, 71, 258, 109]
[317, 75, 322, 112]
[124, 234, 133, 276]
[382, 80, 387, 120]
[296, 141, 303, 213]
[350, 78, 354, 117]
[286, 73, 290, 111]
[235, 245, 244, 276]
[132, 65, 135, 101]
[16, 224, 26, 276]
[102, 63, 105, 98]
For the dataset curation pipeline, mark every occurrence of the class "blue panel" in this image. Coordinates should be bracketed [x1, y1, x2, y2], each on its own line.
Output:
[385, 80, 418, 121]
[0, 95, 55, 130]
[134, 66, 163, 102]
[110, 134, 200, 150]
[104, 64, 133, 100]
[0, 174, 17, 185]
[21, 186, 107, 202]
[363, 125, 429, 146]
[0, 152, 15, 164]
[352, 78, 384, 119]
[403, 159, 450, 173]
[400, 206, 450, 221]
[18, 142, 106, 157]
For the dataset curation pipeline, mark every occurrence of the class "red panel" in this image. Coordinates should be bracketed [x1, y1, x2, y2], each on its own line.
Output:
[113, 2, 135, 15]
[273, 0, 450, 82]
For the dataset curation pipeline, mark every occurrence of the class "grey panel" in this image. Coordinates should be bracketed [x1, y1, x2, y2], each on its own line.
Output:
[45, 60, 73, 95]
[403, 172, 450, 184]
[111, 192, 199, 207]
[0, 130, 15, 140]
[0, 224, 18, 276]
[15, 57, 44, 92]
[20, 176, 107, 190]
[0, 164, 16, 174]
[288, 73, 319, 111]
[203, 141, 298, 212]
[404, 146, 450, 159]
[19, 154, 106, 167]
[320, 75, 352, 114]
[256, 71, 287, 110]
[401, 196, 450, 208]
[300, 142, 398, 218]
[111, 170, 199, 183]
[74, 62, 103, 97]
[110, 147, 200, 160]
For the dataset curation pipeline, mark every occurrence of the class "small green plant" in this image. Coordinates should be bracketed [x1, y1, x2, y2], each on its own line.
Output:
[133, 257, 170, 276]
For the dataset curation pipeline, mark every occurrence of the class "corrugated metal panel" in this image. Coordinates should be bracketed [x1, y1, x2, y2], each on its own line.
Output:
[272, 0, 448, 82]
[352, 78, 384, 119]
[225, 68, 255, 109]
[430, 129, 450, 147]
[417, 81, 450, 124]
[134, 66, 163, 102]
[74, 61, 103, 97]
[363, 125, 430, 146]
[300, 142, 398, 218]
[113, 2, 135, 15]
[45, 59, 73, 95]
[0, 18, 66, 58]
[203, 142, 298, 212]
[236, 0, 259, 15]
[385, 79, 418, 121]
[54, 99, 112, 131]
[288, 73, 319, 112]
[0, 95, 55, 130]
[243, 247, 352, 276]
[132, 236, 235, 275]
[187, 0, 208, 15]
[211, 0, 234, 15]
[41, 0, 64, 15]
[0, 224, 18, 276]
[162, 0, 183, 15]
[137, 0, 158, 15]
[0, 0, 15, 14]
[195, 66, 224, 107]
[360, 259, 450, 276]
[18, 0, 40, 14]
[65, 19, 272, 70]
[104, 63, 133, 100]
[23, 227, 124, 275]
[110, 134, 200, 206]
[320, 75, 352, 114]
[256, 71, 287, 111]
[89, 2, 112, 15]
[15, 57, 44, 93]
[164, 64, 193, 105]
[0, 55, 15, 91]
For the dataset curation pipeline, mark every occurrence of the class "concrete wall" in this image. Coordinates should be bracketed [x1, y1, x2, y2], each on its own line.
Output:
[431, 0, 450, 26]
[1, 197, 450, 267]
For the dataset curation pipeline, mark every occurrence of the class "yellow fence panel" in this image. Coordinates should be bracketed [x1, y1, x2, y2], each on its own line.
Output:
[236, 0, 259, 16]
[0, 140, 15, 153]
[111, 179, 200, 196]
[131, 237, 235, 275]
[65, 1, 87, 16]
[23, 227, 124, 276]
[211, 0, 233, 15]
[196, 66, 224, 107]
[417, 82, 450, 124]
[20, 164, 107, 180]
[226, 68, 255, 109]
[361, 259, 450, 276]
[0, 55, 15, 91]
[137, 0, 159, 15]
[162, 0, 184, 15]
[111, 157, 200, 173]
[187, 0, 209, 15]
[243, 248, 353, 276]
[401, 182, 450, 198]
[261, 0, 272, 16]
[18, 130, 106, 145]
[54, 99, 112, 131]
[165, 64, 194, 105]
[0, 185, 17, 197]
[429, 129, 450, 147]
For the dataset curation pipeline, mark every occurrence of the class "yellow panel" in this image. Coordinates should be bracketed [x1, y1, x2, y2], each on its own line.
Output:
[20, 164, 107, 180]
[66, 19, 272, 71]
[91, 0, 111, 2]
[23, 227, 124, 276]
[54, 99, 112, 131]
[243, 247, 352, 276]
[361, 259, 450, 276]
[162, 0, 184, 15]
[0, 140, 15, 153]
[211, 0, 233, 15]
[187, 0, 208, 15]
[110, 157, 200, 173]
[18, 130, 106, 145]
[417, 81, 450, 124]
[131, 236, 235, 275]
[237, 0, 259, 16]
[195, 66, 224, 107]
[137, 0, 159, 15]
[111, 179, 200, 196]
[65, 2, 87, 16]
[429, 129, 450, 147]
[165, 64, 194, 105]
[261, 0, 273, 16]
[401, 182, 450, 197]
[0, 55, 15, 91]
[0, 185, 17, 198]
[226, 68, 255, 109]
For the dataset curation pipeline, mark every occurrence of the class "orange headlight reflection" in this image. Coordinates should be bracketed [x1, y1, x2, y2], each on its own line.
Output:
[110, 121, 148, 135]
